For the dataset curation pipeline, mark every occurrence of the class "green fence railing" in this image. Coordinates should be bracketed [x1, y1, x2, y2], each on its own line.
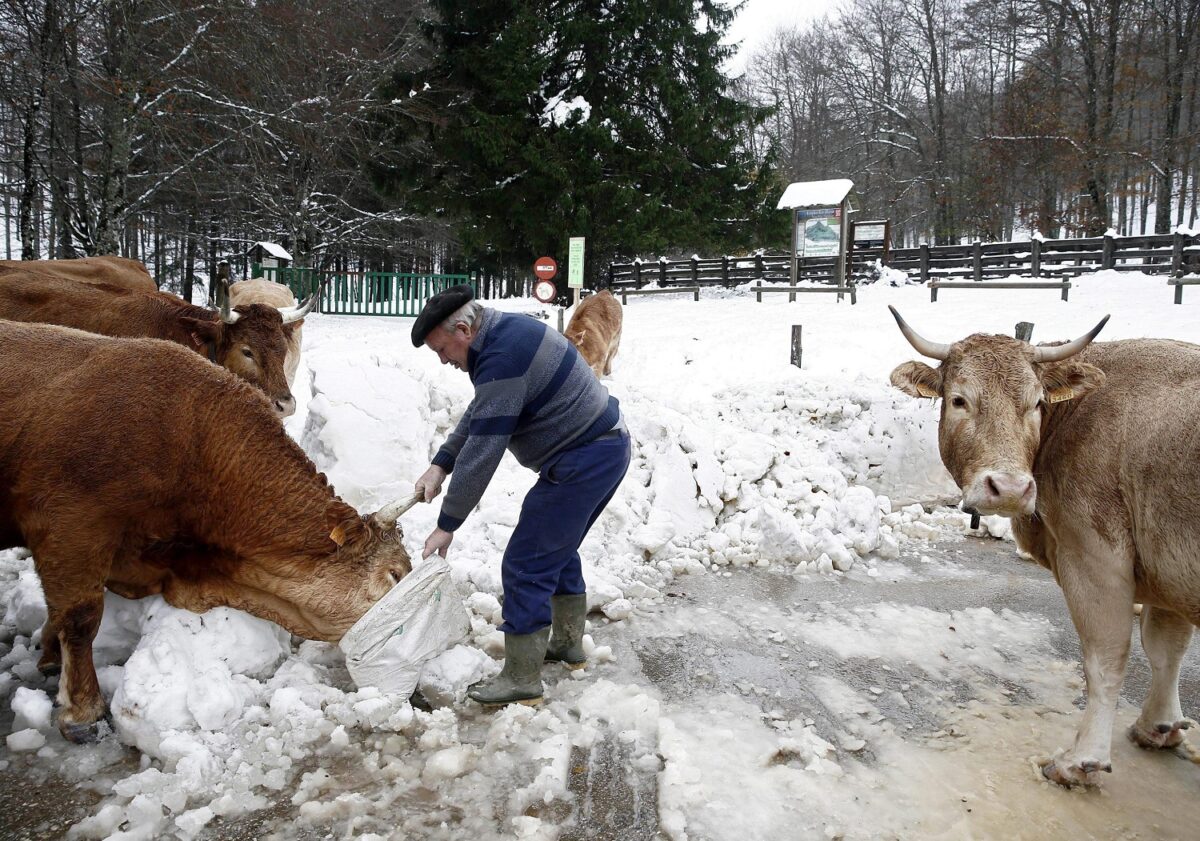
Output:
[255, 266, 475, 317]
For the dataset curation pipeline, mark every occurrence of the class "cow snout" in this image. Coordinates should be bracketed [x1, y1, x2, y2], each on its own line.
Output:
[965, 471, 1036, 516]
[274, 393, 296, 417]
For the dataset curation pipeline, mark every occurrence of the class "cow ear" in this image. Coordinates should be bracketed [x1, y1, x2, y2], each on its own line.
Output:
[284, 320, 303, 336]
[180, 317, 221, 349]
[1040, 360, 1105, 404]
[890, 361, 942, 399]
[325, 501, 368, 548]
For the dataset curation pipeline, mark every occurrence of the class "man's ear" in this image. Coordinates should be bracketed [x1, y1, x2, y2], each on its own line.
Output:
[890, 361, 942, 399]
[180, 317, 221, 349]
[1040, 360, 1105, 404]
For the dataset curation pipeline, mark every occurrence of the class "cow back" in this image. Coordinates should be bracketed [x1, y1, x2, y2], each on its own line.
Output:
[565, 291, 623, 376]
[0, 256, 156, 292]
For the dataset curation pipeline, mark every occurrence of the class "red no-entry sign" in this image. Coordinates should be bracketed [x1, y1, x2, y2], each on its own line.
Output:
[534, 257, 558, 280]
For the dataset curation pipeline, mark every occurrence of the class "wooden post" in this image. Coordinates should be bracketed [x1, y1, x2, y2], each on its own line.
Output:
[790, 325, 802, 368]
[756, 253, 764, 278]
[693, 286, 699, 302]
[1172, 231, 1184, 277]
[620, 290, 628, 306]
[930, 283, 938, 303]
[722, 255, 730, 287]
[1015, 321, 1034, 343]
[1176, 282, 1184, 305]
[1062, 283, 1070, 302]
[919, 243, 930, 282]
[557, 308, 564, 333]
[1102, 231, 1115, 270]
[691, 256, 698, 286]
[755, 279, 762, 303]
[972, 241, 982, 282]
[607, 264, 614, 289]
[788, 290, 796, 303]
[659, 257, 667, 287]
[634, 261, 642, 288]
[1031, 237, 1041, 278]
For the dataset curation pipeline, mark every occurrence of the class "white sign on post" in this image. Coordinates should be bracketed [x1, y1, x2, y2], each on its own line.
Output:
[567, 237, 585, 288]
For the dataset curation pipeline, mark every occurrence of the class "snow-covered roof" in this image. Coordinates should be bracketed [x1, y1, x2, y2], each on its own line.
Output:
[777, 179, 854, 210]
[249, 241, 293, 261]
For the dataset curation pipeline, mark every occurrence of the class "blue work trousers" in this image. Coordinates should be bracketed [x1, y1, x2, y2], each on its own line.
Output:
[499, 431, 631, 634]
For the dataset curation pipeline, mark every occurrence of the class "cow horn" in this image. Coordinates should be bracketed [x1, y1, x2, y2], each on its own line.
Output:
[1030, 315, 1110, 363]
[374, 492, 423, 530]
[889, 306, 951, 361]
[219, 296, 241, 324]
[279, 293, 318, 324]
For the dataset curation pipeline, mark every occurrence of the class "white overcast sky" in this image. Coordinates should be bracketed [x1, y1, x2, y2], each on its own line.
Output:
[723, 0, 836, 76]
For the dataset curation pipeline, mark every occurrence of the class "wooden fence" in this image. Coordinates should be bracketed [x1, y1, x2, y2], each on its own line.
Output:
[606, 231, 1200, 290]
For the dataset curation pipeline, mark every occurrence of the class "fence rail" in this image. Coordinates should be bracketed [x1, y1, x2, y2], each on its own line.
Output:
[606, 231, 1200, 290]
[258, 266, 474, 317]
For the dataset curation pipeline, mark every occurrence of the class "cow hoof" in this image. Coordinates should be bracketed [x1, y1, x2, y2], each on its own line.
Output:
[58, 717, 109, 744]
[1041, 758, 1108, 787]
[1129, 720, 1194, 750]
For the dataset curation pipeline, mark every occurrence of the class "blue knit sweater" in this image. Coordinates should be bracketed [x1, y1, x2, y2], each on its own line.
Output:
[432, 308, 619, 531]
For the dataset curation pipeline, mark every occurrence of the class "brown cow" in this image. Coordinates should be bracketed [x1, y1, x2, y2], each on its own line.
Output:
[565, 290, 622, 377]
[0, 321, 417, 742]
[0, 271, 311, 416]
[0, 256, 156, 292]
[230, 278, 303, 387]
[888, 306, 1200, 787]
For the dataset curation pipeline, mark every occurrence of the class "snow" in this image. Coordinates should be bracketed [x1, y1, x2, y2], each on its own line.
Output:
[249, 241, 293, 261]
[777, 178, 854, 209]
[2, 268, 1198, 837]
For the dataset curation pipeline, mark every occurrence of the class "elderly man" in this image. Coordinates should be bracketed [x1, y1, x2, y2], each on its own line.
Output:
[411, 285, 630, 706]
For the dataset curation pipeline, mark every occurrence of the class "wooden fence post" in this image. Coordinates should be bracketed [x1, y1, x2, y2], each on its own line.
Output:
[755, 279, 762, 303]
[1015, 321, 1034, 343]
[722, 256, 730, 287]
[659, 257, 667, 287]
[693, 286, 700, 302]
[1172, 231, 1184, 277]
[972, 241, 983, 282]
[1102, 231, 1115, 270]
[607, 264, 614, 289]
[691, 256, 698, 286]
[557, 308, 564, 334]
[919, 243, 930, 283]
[1031, 236, 1041, 278]
[756, 253, 764, 278]
[634, 261, 642, 288]
[791, 325, 802, 368]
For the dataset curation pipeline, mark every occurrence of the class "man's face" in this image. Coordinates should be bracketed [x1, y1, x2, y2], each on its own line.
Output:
[425, 321, 473, 371]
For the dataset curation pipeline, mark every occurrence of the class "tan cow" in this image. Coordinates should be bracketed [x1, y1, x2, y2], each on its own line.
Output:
[0, 321, 418, 741]
[0, 256, 156, 292]
[888, 306, 1200, 786]
[565, 290, 622, 377]
[230, 279, 303, 387]
[0, 271, 310, 416]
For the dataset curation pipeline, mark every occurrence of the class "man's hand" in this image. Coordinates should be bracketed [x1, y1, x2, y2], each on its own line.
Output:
[423, 527, 454, 560]
[414, 464, 447, 502]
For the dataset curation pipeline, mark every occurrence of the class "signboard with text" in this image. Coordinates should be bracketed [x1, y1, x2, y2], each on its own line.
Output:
[567, 237, 585, 288]
[796, 207, 841, 258]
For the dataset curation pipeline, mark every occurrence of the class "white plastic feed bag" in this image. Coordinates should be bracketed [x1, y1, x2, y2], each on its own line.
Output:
[339, 555, 470, 695]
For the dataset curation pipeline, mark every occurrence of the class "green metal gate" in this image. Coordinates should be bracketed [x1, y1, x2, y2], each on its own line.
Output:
[256, 266, 475, 317]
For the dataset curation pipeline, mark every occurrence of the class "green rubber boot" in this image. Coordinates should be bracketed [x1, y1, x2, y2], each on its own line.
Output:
[545, 593, 588, 669]
[468, 627, 550, 707]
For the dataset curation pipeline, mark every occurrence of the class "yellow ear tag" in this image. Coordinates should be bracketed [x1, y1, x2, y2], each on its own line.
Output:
[916, 383, 938, 399]
[329, 525, 347, 546]
[1047, 386, 1075, 404]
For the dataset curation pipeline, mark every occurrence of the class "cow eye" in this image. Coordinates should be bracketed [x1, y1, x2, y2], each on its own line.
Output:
[951, 395, 968, 409]
[241, 348, 254, 360]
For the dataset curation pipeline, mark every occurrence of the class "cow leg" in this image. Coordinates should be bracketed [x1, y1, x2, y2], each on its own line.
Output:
[1129, 606, 1194, 750]
[1042, 542, 1135, 786]
[52, 594, 108, 743]
[37, 615, 61, 675]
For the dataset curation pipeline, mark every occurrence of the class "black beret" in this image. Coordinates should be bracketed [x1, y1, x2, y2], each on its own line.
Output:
[411, 284, 476, 347]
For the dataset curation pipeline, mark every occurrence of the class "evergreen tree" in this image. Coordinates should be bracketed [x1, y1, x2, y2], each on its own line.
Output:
[374, 0, 779, 287]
